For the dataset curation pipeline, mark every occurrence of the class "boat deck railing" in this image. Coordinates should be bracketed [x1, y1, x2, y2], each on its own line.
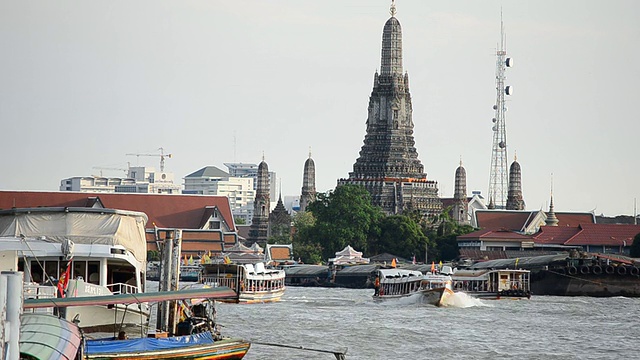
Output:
[108, 282, 139, 295]
[23, 283, 56, 314]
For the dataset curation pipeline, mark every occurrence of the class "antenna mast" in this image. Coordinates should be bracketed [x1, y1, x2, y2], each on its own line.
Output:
[488, 11, 513, 209]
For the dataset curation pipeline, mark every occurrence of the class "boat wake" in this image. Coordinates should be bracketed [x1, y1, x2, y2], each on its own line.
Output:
[440, 291, 488, 308]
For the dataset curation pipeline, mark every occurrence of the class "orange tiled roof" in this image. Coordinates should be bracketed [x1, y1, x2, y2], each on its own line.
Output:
[0, 190, 235, 231]
[458, 228, 532, 242]
[533, 223, 640, 247]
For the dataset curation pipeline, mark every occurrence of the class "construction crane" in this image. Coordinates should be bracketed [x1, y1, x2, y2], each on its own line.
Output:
[92, 166, 129, 176]
[126, 148, 172, 172]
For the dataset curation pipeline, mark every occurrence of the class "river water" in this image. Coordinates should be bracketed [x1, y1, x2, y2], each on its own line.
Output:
[212, 287, 640, 360]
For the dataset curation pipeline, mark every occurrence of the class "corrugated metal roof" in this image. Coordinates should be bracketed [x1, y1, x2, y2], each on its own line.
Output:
[283, 265, 328, 276]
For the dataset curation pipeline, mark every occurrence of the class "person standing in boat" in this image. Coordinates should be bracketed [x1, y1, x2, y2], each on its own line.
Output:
[374, 275, 380, 296]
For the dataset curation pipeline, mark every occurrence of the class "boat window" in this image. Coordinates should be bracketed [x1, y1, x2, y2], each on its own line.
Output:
[30, 261, 44, 284]
[45, 261, 59, 281]
[88, 261, 100, 284]
[74, 261, 87, 281]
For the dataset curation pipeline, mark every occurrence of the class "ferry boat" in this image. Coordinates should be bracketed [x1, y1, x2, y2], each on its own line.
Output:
[0, 207, 150, 332]
[200, 262, 286, 303]
[373, 268, 454, 306]
[451, 268, 531, 299]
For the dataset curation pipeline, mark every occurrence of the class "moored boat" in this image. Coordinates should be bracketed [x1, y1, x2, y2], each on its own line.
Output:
[451, 268, 531, 299]
[200, 262, 286, 304]
[0, 207, 150, 333]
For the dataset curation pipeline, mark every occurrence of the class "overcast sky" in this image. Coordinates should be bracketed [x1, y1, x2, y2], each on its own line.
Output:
[1, 1, 638, 217]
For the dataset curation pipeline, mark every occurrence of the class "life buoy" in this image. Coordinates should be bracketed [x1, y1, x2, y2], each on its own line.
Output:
[580, 266, 590, 275]
[617, 266, 627, 275]
[631, 267, 640, 276]
[591, 265, 602, 275]
[605, 266, 615, 275]
[567, 266, 577, 275]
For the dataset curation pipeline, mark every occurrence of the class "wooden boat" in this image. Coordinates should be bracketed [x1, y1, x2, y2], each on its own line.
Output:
[84, 334, 250, 360]
[200, 263, 286, 303]
[373, 268, 454, 306]
[451, 268, 531, 299]
[24, 286, 251, 360]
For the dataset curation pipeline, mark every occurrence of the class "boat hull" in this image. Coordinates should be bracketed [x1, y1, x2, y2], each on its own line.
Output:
[85, 336, 250, 360]
[421, 287, 454, 307]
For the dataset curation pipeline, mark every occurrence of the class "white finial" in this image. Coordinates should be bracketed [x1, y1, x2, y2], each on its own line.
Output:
[390, 0, 397, 17]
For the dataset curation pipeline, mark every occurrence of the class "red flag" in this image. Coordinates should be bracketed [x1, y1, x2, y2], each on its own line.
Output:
[57, 259, 72, 298]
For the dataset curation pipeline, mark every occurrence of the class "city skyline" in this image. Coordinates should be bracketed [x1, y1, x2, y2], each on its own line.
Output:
[1, 1, 638, 217]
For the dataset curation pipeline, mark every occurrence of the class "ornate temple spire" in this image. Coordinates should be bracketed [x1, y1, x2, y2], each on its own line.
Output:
[300, 148, 316, 212]
[249, 157, 270, 245]
[506, 154, 525, 210]
[338, 1, 441, 218]
[381, 0, 403, 76]
[453, 157, 469, 224]
[545, 174, 559, 226]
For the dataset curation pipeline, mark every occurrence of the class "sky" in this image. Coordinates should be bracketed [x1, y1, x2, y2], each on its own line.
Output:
[1, 1, 638, 217]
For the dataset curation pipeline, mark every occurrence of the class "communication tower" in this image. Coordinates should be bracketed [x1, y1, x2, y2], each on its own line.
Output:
[487, 13, 513, 209]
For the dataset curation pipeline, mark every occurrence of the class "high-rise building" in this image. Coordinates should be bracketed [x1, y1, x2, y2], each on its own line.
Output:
[337, 1, 441, 218]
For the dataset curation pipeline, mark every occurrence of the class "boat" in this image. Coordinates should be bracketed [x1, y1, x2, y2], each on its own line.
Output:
[451, 268, 531, 299]
[200, 262, 286, 303]
[467, 252, 640, 297]
[372, 268, 454, 306]
[147, 262, 201, 282]
[0, 207, 150, 333]
[420, 272, 455, 306]
[24, 286, 251, 360]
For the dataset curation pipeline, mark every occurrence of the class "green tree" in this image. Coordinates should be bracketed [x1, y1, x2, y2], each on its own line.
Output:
[291, 211, 323, 263]
[147, 250, 160, 261]
[234, 217, 246, 225]
[370, 214, 429, 261]
[423, 207, 476, 262]
[631, 232, 640, 257]
[306, 185, 383, 260]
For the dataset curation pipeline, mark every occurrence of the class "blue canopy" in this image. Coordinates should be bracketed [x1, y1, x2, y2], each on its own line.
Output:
[86, 331, 215, 354]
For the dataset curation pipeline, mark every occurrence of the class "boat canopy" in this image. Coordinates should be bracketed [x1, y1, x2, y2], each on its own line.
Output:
[0, 207, 148, 262]
[20, 313, 82, 360]
[86, 331, 214, 354]
[378, 268, 422, 283]
[469, 253, 569, 270]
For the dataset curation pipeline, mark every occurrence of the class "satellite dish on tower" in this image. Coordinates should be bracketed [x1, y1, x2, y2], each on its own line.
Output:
[506, 57, 514, 67]
[505, 85, 513, 95]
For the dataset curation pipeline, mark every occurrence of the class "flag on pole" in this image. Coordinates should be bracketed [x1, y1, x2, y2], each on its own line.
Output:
[223, 255, 232, 264]
[57, 258, 72, 298]
[412, 255, 416, 265]
[431, 261, 436, 273]
[391, 258, 397, 268]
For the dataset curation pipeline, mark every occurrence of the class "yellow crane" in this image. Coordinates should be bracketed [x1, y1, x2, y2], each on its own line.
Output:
[126, 148, 172, 172]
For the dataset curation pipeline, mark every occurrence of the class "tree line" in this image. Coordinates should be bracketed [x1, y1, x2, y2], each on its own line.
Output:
[269, 184, 476, 264]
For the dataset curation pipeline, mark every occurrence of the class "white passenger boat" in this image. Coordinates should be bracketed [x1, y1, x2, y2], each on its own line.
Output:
[200, 262, 286, 303]
[373, 268, 453, 306]
[0, 207, 150, 332]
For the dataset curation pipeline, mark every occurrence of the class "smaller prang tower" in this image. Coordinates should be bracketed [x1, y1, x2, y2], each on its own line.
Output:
[452, 158, 469, 225]
[545, 175, 559, 226]
[300, 149, 316, 212]
[505, 155, 525, 210]
[248, 156, 270, 245]
[269, 186, 292, 240]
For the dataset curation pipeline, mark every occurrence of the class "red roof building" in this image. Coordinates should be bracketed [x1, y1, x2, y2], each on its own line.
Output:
[0, 190, 239, 257]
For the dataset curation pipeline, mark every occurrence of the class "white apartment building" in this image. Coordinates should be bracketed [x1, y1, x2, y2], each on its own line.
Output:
[184, 166, 256, 224]
[60, 166, 181, 194]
